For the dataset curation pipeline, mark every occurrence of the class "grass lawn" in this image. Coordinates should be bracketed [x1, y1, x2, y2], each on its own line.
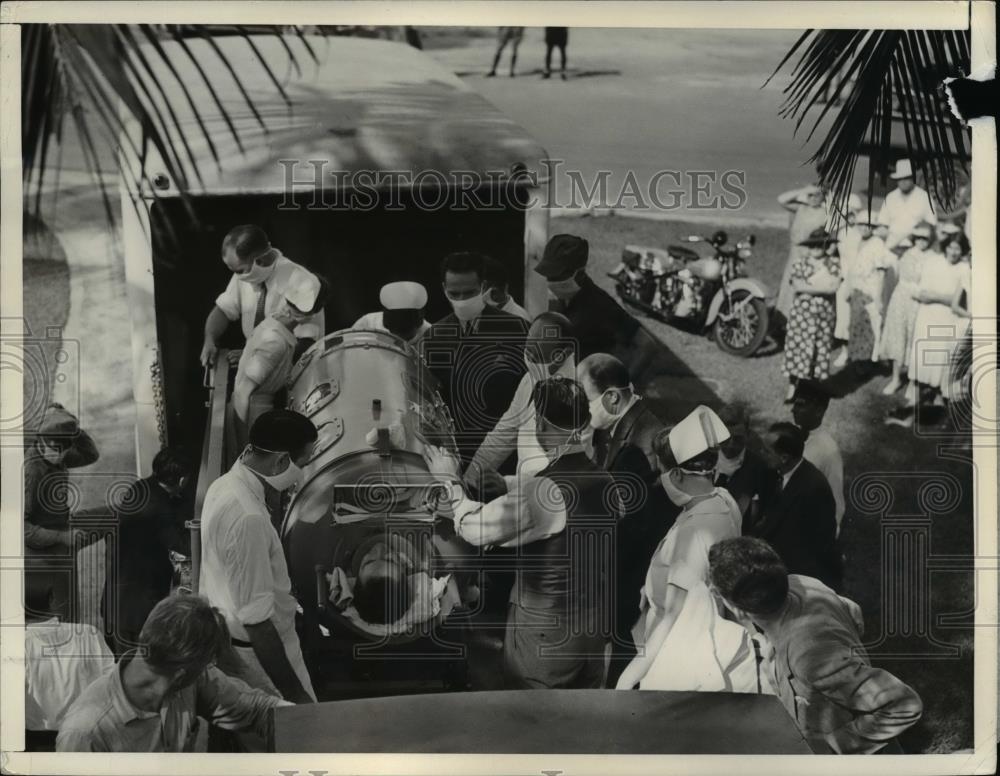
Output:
[557, 213, 974, 753]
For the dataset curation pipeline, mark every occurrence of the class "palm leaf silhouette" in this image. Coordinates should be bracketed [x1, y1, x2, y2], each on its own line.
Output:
[21, 24, 323, 238]
[768, 29, 971, 225]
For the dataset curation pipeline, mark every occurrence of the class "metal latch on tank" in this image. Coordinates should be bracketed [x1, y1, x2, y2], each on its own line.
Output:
[308, 417, 344, 463]
[299, 379, 340, 418]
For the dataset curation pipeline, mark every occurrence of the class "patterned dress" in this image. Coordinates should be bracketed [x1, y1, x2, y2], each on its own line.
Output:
[879, 247, 928, 367]
[777, 205, 830, 318]
[783, 254, 840, 381]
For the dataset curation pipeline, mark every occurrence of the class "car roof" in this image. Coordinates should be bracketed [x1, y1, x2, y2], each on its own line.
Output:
[124, 34, 548, 196]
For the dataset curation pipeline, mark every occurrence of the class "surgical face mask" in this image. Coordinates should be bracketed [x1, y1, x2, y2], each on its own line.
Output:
[446, 291, 486, 322]
[259, 455, 303, 493]
[660, 468, 693, 507]
[237, 255, 277, 285]
[39, 439, 64, 465]
[547, 276, 580, 300]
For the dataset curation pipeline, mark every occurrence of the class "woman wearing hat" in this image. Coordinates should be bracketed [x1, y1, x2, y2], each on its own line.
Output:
[616, 408, 765, 694]
[909, 231, 971, 405]
[781, 228, 842, 402]
[879, 222, 935, 396]
[844, 214, 895, 369]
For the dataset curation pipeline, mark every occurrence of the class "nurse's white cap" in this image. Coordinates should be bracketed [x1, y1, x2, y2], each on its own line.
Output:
[669, 405, 731, 464]
[380, 281, 428, 310]
[284, 267, 322, 312]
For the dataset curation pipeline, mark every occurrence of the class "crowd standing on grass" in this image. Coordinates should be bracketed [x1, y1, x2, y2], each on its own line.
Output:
[28, 206, 958, 752]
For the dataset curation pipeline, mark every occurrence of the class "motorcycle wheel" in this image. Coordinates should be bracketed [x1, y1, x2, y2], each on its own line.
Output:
[713, 290, 769, 357]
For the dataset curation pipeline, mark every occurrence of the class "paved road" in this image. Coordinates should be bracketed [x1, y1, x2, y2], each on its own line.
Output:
[429, 27, 869, 225]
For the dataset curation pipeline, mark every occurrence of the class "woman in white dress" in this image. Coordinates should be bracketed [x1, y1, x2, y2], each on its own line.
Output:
[910, 232, 971, 404]
[616, 406, 768, 694]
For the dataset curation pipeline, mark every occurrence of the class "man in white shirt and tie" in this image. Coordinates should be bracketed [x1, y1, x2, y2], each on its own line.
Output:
[200, 225, 325, 367]
[877, 159, 937, 251]
[462, 312, 578, 497]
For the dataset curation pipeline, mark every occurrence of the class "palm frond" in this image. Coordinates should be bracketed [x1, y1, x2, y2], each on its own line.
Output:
[769, 29, 971, 225]
[21, 23, 326, 240]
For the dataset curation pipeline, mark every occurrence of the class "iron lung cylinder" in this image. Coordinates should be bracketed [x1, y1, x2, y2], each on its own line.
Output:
[281, 328, 460, 630]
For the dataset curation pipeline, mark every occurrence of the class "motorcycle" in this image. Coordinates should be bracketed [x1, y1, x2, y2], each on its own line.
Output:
[608, 229, 771, 357]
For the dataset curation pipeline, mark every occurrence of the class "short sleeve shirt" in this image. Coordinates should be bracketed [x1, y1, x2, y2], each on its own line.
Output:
[642, 490, 741, 617]
[214, 253, 325, 340]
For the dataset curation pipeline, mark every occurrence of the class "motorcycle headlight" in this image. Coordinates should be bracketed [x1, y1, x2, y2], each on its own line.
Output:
[738, 248, 752, 259]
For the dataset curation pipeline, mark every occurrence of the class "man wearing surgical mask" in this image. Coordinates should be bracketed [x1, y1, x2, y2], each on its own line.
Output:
[200, 225, 325, 368]
[576, 354, 674, 686]
[421, 251, 528, 467]
[463, 312, 577, 497]
[200, 409, 319, 704]
[535, 234, 658, 378]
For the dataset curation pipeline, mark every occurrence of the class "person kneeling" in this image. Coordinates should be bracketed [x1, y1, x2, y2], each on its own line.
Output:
[57, 594, 291, 752]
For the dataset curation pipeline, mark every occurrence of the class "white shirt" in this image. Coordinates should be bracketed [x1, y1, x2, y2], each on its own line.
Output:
[446, 444, 586, 548]
[200, 460, 312, 692]
[499, 297, 532, 322]
[467, 356, 577, 478]
[25, 618, 115, 731]
[352, 311, 432, 343]
[215, 253, 325, 340]
[877, 186, 937, 250]
[781, 458, 804, 491]
[802, 427, 846, 535]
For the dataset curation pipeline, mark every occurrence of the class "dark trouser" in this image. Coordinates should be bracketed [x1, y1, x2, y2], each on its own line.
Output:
[502, 602, 606, 689]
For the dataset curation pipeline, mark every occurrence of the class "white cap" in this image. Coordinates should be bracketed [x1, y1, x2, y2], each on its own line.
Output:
[668, 405, 730, 464]
[890, 158, 914, 180]
[283, 267, 321, 312]
[380, 281, 428, 310]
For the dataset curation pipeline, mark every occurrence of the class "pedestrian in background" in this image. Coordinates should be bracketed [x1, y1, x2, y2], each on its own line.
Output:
[487, 27, 524, 77]
[832, 193, 864, 368]
[715, 401, 774, 531]
[781, 229, 842, 402]
[543, 27, 569, 80]
[709, 537, 922, 754]
[879, 222, 935, 397]
[876, 159, 937, 251]
[844, 213, 894, 371]
[791, 381, 846, 539]
[776, 183, 831, 326]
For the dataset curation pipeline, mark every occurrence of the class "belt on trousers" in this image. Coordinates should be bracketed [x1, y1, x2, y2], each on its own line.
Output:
[231, 637, 253, 648]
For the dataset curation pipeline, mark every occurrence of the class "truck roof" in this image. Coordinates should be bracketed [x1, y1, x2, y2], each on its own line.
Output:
[125, 34, 548, 196]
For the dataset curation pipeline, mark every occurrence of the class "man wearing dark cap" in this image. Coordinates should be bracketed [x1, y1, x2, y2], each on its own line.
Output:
[535, 234, 657, 376]
[200, 409, 318, 703]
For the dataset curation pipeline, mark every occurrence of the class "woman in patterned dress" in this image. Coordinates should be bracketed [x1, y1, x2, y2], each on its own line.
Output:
[909, 232, 971, 405]
[781, 229, 842, 402]
[879, 222, 934, 395]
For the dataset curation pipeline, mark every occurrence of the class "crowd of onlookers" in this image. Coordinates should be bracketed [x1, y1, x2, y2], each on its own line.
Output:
[24, 200, 957, 753]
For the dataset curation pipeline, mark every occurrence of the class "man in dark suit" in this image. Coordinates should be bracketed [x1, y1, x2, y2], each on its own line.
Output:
[715, 402, 775, 532]
[577, 353, 677, 686]
[750, 422, 841, 591]
[420, 252, 529, 468]
[101, 447, 193, 656]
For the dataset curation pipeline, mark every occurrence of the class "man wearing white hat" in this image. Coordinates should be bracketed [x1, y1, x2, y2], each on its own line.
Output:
[353, 281, 432, 344]
[877, 159, 937, 251]
[232, 267, 328, 443]
[616, 406, 763, 694]
[201, 225, 325, 368]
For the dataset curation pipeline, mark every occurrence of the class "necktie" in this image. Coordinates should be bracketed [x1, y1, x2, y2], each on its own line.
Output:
[254, 283, 268, 327]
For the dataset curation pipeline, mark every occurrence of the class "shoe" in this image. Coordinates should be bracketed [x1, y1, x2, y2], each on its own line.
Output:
[881, 379, 902, 396]
[486, 70, 497, 78]
[561, 72, 567, 80]
[542, 71, 551, 79]
[832, 349, 849, 369]
[784, 384, 796, 404]
[903, 383, 917, 407]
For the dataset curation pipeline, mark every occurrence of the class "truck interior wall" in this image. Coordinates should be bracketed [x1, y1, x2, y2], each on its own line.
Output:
[150, 188, 528, 459]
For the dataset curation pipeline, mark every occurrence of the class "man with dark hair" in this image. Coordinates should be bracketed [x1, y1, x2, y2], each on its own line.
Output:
[715, 401, 774, 530]
[483, 255, 531, 321]
[426, 376, 619, 689]
[750, 422, 841, 591]
[465, 312, 577, 491]
[24, 403, 101, 621]
[351, 538, 415, 626]
[102, 446, 194, 656]
[792, 380, 846, 537]
[420, 251, 528, 465]
[576, 353, 673, 686]
[57, 595, 289, 752]
[535, 235, 657, 377]
[201, 409, 319, 703]
[200, 225, 325, 368]
[708, 537, 923, 754]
